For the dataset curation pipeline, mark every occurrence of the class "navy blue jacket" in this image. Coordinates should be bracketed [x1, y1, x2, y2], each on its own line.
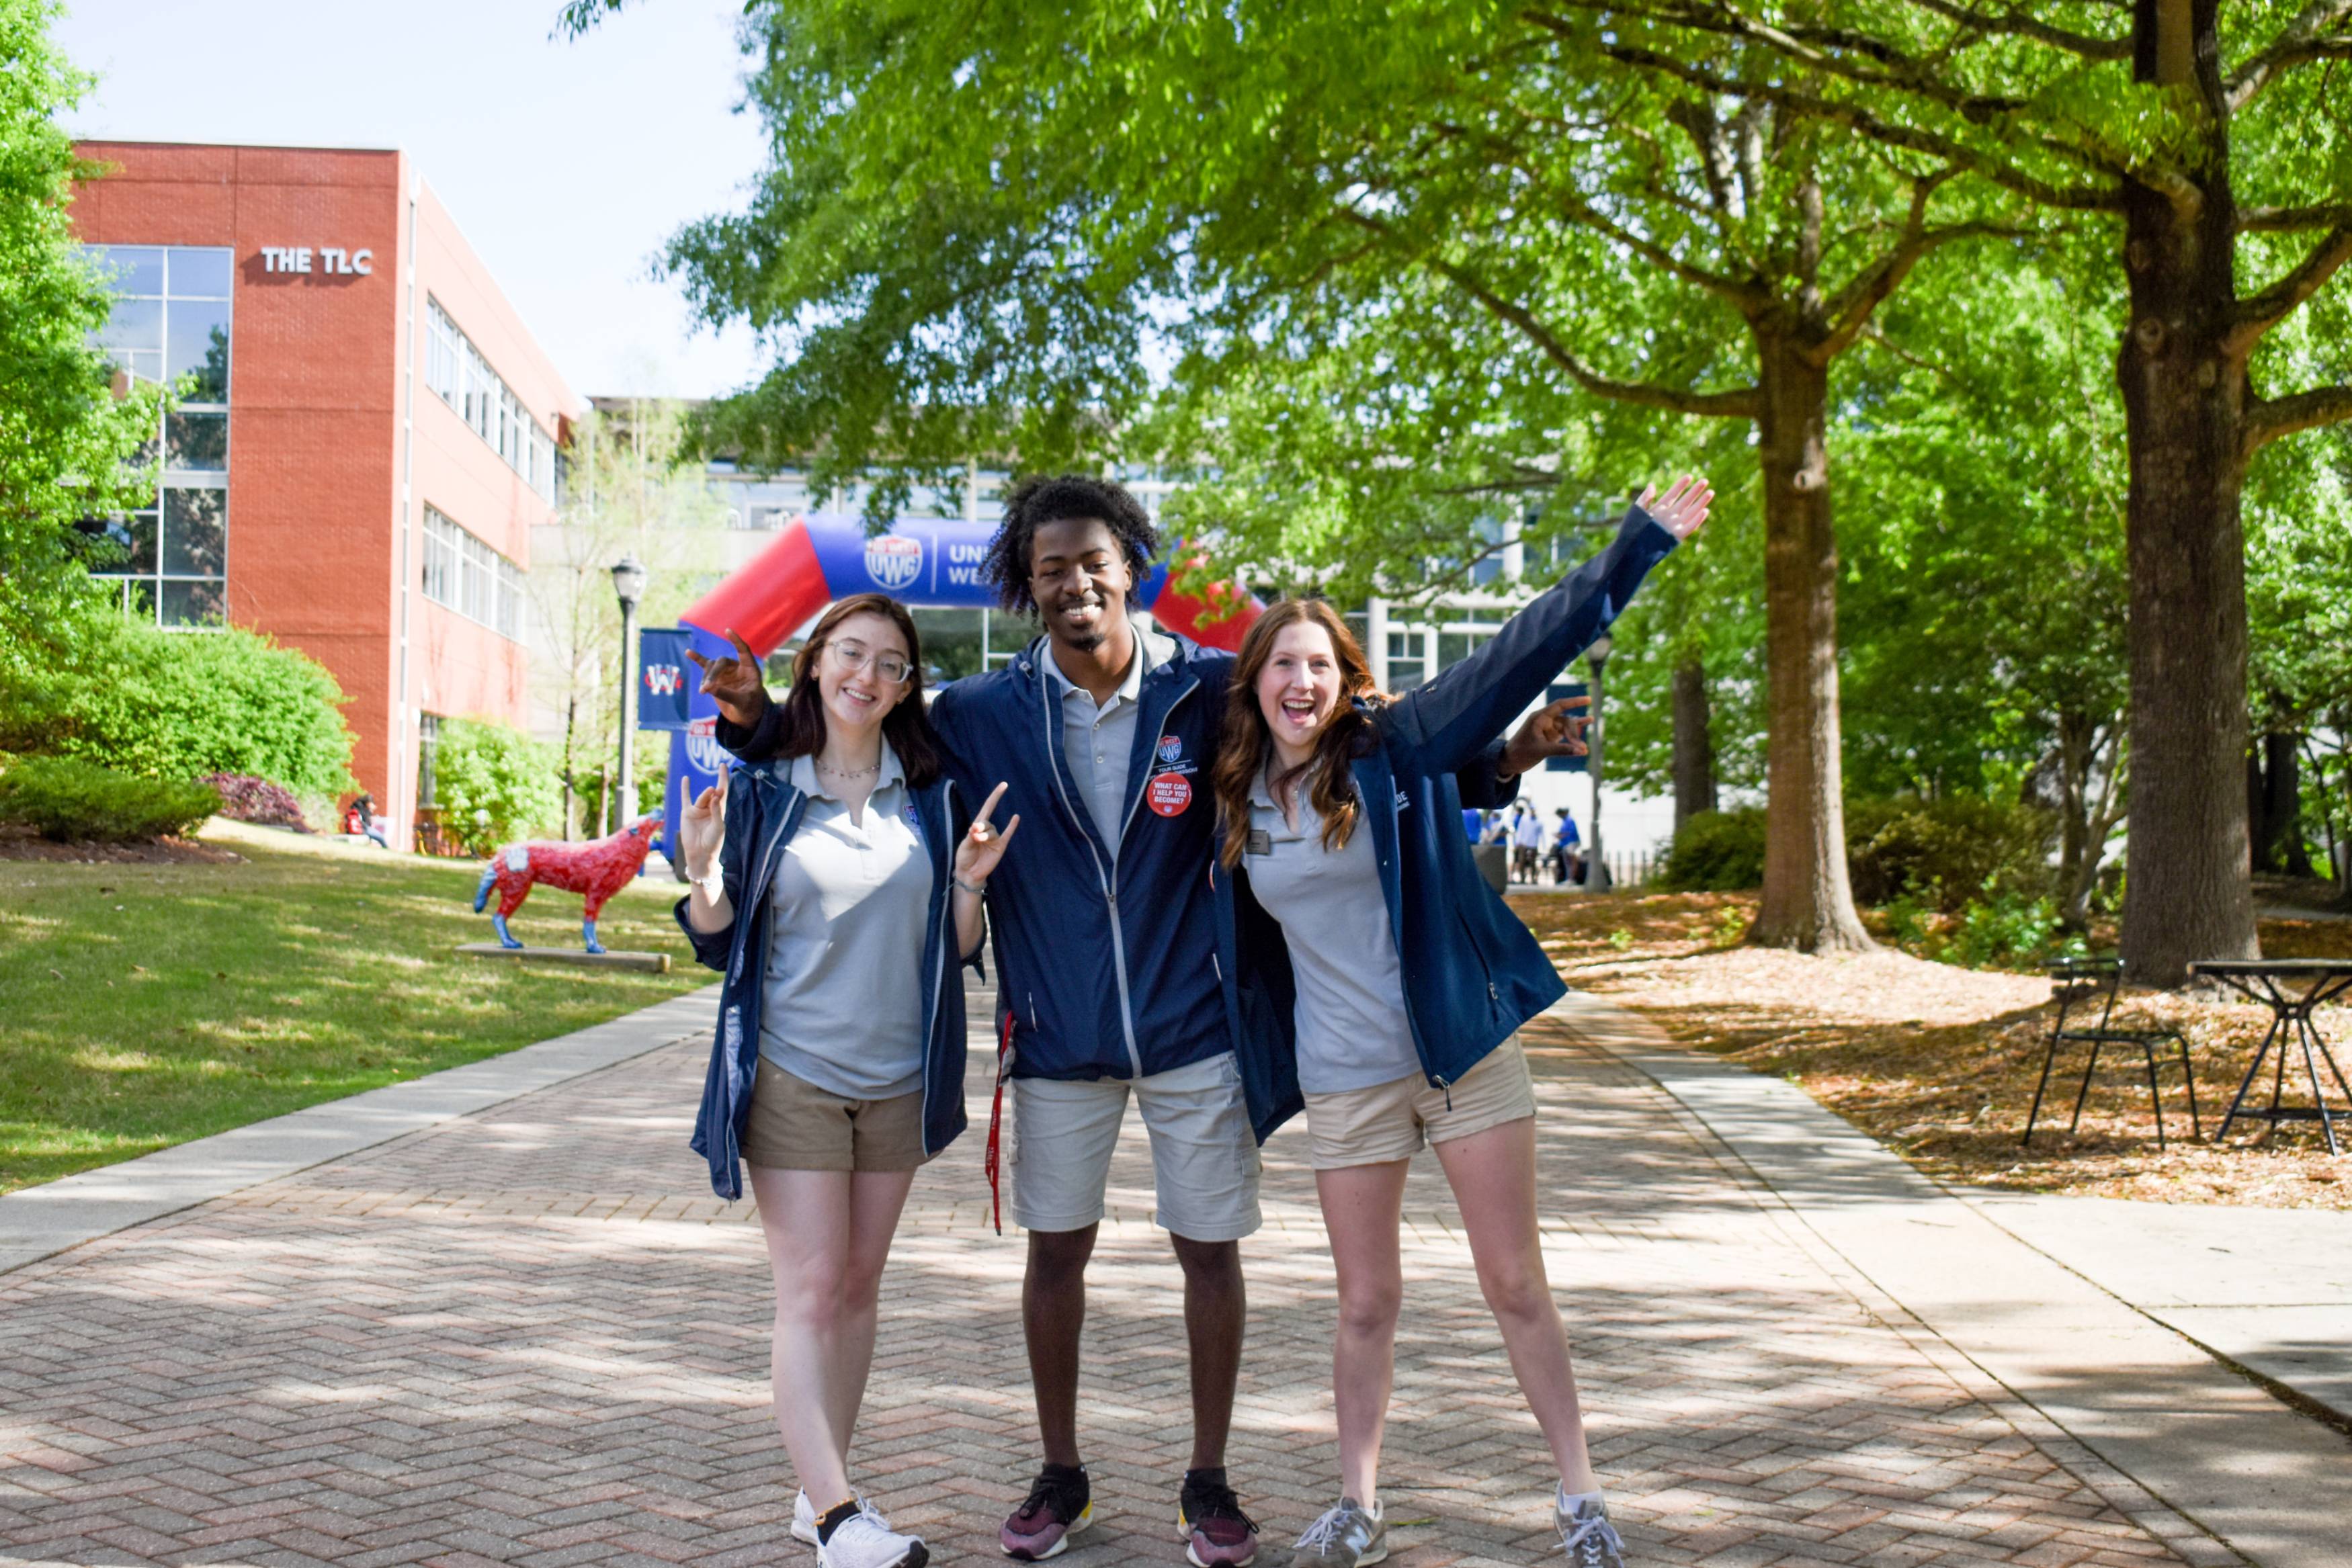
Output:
[674, 760, 974, 1200]
[1220, 504, 1677, 1131]
[722, 636, 1515, 1143]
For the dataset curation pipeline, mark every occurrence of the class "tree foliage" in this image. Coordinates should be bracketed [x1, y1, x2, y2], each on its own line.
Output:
[0, 0, 163, 640]
[0, 605, 355, 798]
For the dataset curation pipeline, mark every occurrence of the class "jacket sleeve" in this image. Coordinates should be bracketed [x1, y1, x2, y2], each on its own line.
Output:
[1378, 502, 1675, 781]
[1453, 738, 1515, 808]
[716, 699, 789, 762]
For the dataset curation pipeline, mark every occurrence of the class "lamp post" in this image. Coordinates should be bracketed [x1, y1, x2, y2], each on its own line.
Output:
[1586, 633, 1613, 891]
[611, 554, 648, 831]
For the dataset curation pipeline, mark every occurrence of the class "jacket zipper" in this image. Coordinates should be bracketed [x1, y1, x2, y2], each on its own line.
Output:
[1038, 668, 1193, 1080]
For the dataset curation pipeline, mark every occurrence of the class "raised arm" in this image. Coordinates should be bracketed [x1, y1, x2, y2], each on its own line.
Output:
[1379, 478, 1709, 781]
[689, 630, 790, 761]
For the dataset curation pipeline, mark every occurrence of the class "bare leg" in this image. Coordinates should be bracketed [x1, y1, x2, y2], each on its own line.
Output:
[1025, 1224, 1098, 1468]
[1169, 1233, 1247, 1471]
[1312, 1160, 1411, 1504]
[825, 1169, 919, 1462]
[1431, 1117, 1598, 1493]
[749, 1166, 859, 1505]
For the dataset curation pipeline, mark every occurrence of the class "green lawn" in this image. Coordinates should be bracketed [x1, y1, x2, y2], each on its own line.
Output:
[0, 832, 709, 1194]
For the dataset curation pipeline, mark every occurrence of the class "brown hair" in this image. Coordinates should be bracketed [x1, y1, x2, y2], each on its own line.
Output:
[767, 593, 943, 786]
[1213, 599, 1385, 867]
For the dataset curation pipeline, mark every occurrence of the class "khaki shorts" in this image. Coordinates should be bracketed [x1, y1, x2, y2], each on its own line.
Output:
[741, 1057, 929, 1172]
[1302, 1039, 1536, 1170]
[1011, 1051, 1262, 1242]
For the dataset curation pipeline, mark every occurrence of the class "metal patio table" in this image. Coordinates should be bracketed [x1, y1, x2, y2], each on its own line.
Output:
[2188, 958, 2352, 1154]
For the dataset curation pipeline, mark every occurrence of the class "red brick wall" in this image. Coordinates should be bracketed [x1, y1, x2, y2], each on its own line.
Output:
[70, 144, 578, 840]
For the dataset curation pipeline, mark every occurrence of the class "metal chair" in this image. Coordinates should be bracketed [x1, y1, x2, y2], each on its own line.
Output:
[2024, 957, 2201, 1149]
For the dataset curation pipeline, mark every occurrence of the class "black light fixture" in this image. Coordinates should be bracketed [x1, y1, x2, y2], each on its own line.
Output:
[610, 554, 649, 832]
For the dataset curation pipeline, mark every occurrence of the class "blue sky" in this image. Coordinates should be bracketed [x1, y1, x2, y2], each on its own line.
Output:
[58, 0, 771, 399]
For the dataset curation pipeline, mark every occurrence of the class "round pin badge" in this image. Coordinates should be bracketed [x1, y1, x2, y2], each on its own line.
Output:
[1146, 773, 1191, 817]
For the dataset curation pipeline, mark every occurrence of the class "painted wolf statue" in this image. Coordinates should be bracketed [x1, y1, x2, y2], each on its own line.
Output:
[472, 814, 663, 953]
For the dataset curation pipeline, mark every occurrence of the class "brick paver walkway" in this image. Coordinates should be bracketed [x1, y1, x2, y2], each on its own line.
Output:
[2, 1000, 2202, 1568]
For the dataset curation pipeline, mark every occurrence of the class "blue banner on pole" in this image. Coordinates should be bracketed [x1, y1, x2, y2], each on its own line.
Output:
[638, 627, 696, 732]
[1544, 682, 1590, 773]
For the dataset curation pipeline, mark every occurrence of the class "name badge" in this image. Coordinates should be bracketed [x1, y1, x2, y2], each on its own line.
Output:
[1245, 828, 1273, 857]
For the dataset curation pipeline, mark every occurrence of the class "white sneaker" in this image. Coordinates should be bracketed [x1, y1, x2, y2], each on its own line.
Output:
[1555, 1487, 1626, 1568]
[794, 1491, 893, 1545]
[816, 1507, 929, 1568]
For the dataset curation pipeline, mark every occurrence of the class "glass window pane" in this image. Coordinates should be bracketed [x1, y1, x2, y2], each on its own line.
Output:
[165, 411, 227, 471]
[92, 245, 165, 296]
[166, 247, 233, 298]
[163, 488, 226, 576]
[77, 512, 159, 574]
[96, 296, 164, 353]
[167, 302, 231, 400]
[161, 578, 225, 627]
[124, 577, 158, 621]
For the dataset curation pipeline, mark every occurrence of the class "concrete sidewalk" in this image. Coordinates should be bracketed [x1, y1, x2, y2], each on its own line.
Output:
[1548, 991, 2352, 1568]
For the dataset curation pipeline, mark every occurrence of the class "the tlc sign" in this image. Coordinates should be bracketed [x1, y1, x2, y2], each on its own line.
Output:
[259, 245, 373, 276]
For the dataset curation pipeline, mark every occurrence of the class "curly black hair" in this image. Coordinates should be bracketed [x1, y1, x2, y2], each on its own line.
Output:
[980, 473, 1161, 616]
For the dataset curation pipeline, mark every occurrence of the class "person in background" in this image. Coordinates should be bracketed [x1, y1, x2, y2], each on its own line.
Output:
[675, 593, 1006, 1568]
[1510, 799, 1544, 885]
[1550, 807, 1582, 886]
[1214, 476, 1710, 1568]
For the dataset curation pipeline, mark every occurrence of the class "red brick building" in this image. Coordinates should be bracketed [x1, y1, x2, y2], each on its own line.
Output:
[70, 142, 579, 846]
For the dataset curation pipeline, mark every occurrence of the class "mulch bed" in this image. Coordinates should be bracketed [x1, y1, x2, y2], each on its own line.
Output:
[0, 822, 244, 865]
[1511, 889, 2352, 1211]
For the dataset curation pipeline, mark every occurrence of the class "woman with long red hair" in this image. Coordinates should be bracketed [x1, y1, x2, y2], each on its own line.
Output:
[1212, 480, 1710, 1568]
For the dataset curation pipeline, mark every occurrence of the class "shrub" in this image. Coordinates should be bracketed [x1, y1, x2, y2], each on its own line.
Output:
[1845, 795, 2057, 912]
[431, 717, 562, 856]
[203, 773, 308, 830]
[1662, 807, 1769, 891]
[0, 755, 220, 842]
[0, 607, 354, 797]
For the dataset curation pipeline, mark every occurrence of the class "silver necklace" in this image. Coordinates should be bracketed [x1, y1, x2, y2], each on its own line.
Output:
[815, 758, 880, 781]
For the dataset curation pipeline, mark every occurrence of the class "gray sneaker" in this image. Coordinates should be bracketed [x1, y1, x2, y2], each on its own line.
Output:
[1292, 1495, 1386, 1567]
[1555, 1489, 1624, 1568]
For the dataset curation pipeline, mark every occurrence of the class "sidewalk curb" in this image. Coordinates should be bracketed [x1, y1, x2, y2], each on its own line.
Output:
[1544, 989, 2352, 1568]
[0, 985, 719, 1277]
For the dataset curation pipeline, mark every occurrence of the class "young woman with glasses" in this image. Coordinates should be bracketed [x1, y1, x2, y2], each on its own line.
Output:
[1212, 480, 1710, 1568]
[675, 593, 1018, 1568]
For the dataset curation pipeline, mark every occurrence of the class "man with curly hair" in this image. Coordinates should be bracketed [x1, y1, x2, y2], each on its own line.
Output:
[697, 474, 1585, 1565]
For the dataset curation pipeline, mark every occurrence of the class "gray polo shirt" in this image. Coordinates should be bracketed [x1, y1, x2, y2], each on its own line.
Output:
[1243, 766, 1425, 1094]
[1043, 629, 1175, 847]
[756, 743, 933, 1100]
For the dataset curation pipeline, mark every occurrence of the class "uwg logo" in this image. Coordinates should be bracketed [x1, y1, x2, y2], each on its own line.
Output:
[642, 664, 684, 697]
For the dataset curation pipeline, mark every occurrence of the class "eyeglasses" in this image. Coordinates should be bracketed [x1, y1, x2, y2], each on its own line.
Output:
[824, 640, 913, 685]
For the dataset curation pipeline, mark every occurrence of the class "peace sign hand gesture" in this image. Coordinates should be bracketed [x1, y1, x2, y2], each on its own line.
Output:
[954, 782, 1021, 890]
[1501, 694, 1591, 779]
[685, 629, 773, 729]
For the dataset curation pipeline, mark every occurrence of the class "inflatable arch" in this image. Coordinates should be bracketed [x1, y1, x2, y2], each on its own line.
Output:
[657, 513, 1258, 850]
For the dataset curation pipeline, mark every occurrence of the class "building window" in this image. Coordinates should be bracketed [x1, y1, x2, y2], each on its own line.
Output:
[79, 244, 233, 628]
[417, 713, 442, 809]
[425, 298, 556, 503]
[423, 505, 524, 640]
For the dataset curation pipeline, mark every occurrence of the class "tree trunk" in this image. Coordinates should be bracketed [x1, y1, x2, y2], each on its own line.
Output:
[2263, 731, 2312, 876]
[2114, 48, 2259, 985]
[1750, 330, 1873, 951]
[1671, 656, 1718, 832]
